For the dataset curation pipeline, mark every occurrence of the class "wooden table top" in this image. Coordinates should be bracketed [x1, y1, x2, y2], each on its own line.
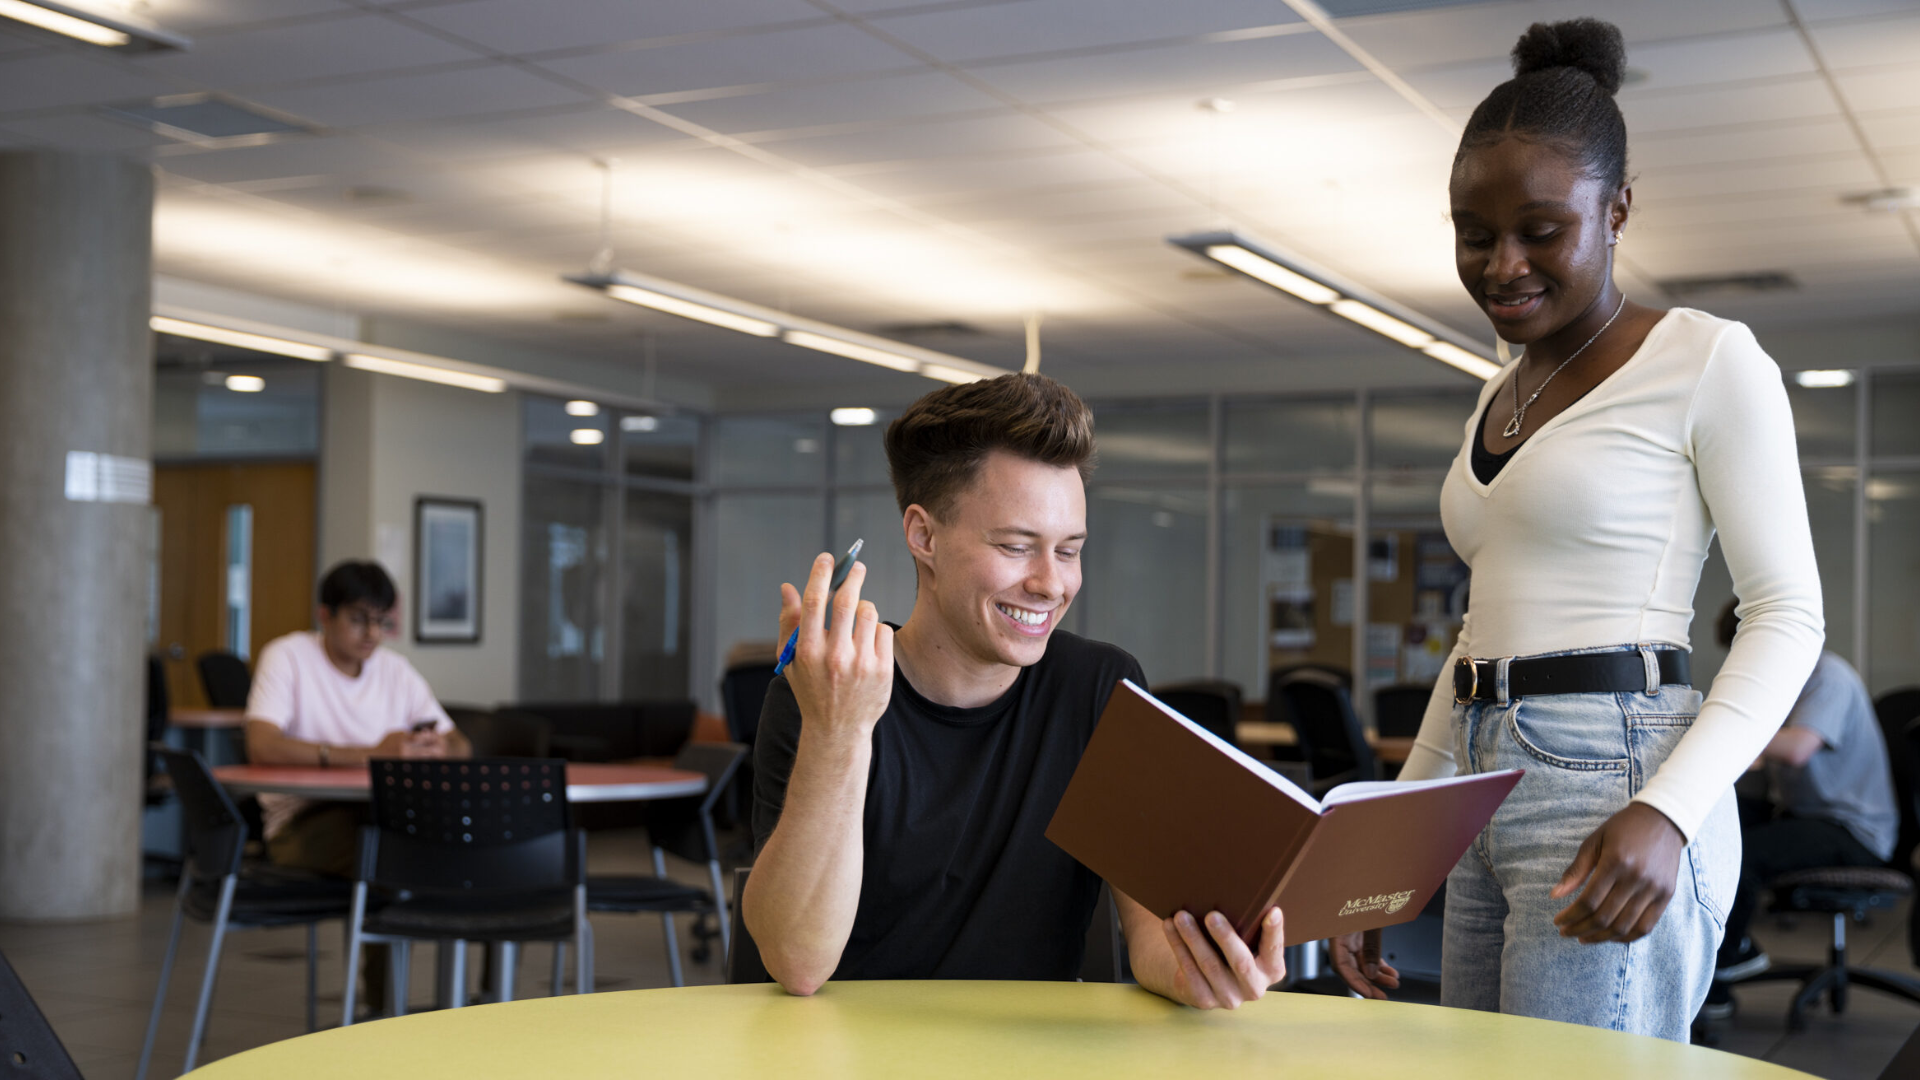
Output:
[168, 707, 248, 730]
[212, 762, 707, 803]
[1235, 722, 1416, 765]
[183, 980, 1813, 1080]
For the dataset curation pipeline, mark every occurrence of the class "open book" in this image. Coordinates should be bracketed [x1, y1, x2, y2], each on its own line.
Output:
[1045, 679, 1521, 946]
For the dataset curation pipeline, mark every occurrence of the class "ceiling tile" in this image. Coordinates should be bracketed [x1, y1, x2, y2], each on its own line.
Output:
[0, 53, 185, 115]
[245, 62, 593, 127]
[1338, 0, 1790, 70]
[1806, 11, 1920, 70]
[156, 134, 430, 184]
[1858, 108, 1920, 150]
[659, 70, 1003, 134]
[1633, 118, 1861, 171]
[1620, 75, 1841, 134]
[140, 12, 482, 88]
[967, 32, 1359, 105]
[1835, 67, 1920, 113]
[537, 23, 918, 98]
[868, 0, 1303, 62]
[404, 0, 825, 56]
[0, 111, 178, 150]
[1634, 153, 1881, 202]
[761, 110, 1077, 169]
[1793, 0, 1920, 20]
[147, 0, 354, 34]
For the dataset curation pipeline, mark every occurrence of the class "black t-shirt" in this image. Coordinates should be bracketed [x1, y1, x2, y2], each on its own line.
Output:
[751, 630, 1144, 981]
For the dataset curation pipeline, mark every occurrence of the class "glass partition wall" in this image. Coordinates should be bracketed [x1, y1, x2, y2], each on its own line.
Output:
[521, 361, 1920, 711]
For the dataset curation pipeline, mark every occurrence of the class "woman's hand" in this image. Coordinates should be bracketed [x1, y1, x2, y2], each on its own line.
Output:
[1330, 929, 1400, 999]
[1552, 802, 1686, 944]
[1159, 907, 1288, 1010]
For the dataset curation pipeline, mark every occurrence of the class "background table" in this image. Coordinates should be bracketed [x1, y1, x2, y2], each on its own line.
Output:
[1235, 722, 1416, 765]
[185, 980, 1814, 1080]
[212, 762, 707, 803]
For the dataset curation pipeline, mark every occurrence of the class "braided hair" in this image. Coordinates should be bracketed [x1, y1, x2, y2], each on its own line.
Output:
[1456, 18, 1630, 189]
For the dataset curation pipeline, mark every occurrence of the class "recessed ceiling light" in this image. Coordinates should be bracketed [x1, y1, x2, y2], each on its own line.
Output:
[604, 283, 780, 337]
[1329, 299, 1434, 349]
[784, 331, 920, 373]
[343, 354, 507, 393]
[1794, 369, 1855, 389]
[152, 316, 334, 362]
[0, 0, 187, 49]
[831, 408, 879, 427]
[224, 375, 265, 393]
[565, 400, 600, 417]
[570, 429, 605, 446]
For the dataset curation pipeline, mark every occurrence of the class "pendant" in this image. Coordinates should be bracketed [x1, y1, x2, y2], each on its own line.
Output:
[1502, 415, 1523, 438]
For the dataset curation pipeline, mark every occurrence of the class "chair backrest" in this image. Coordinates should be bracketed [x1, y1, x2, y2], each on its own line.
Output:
[1150, 680, 1243, 748]
[1373, 683, 1432, 739]
[646, 743, 750, 865]
[1878, 688, 1920, 868]
[152, 746, 248, 881]
[0, 951, 82, 1080]
[449, 708, 552, 758]
[721, 664, 780, 746]
[145, 654, 170, 786]
[726, 866, 772, 984]
[1264, 664, 1353, 726]
[363, 758, 577, 894]
[196, 650, 252, 709]
[509, 701, 695, 761]
[1274, 669, 1378, 783]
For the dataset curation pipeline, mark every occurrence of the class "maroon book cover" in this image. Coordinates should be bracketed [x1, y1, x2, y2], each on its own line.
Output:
[1045, 679, 1521, 945]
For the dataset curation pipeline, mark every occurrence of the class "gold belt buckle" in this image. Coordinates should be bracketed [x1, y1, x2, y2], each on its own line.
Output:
[1454, 655, 1478, 704]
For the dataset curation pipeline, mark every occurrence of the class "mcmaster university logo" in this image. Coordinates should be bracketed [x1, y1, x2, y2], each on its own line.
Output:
[1338, 890, 1417, 917]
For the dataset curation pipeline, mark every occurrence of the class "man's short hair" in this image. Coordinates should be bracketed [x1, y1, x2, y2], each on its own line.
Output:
[1716, 598, 1740, 650]
[884, 373, 1096, 520]
[319, 560, 397, 613]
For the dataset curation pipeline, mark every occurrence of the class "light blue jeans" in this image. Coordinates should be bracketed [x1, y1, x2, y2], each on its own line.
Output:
[1440, 644, 1740, 1042]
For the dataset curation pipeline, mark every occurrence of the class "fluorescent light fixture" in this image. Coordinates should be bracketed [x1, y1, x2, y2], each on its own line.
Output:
[606, 284, 780, 337]
[830, 407, 878, 427]
[565, 400, 600, 417]
[1422, 342, 1504, 381]
[1204, 245, 1340, 305]
[151, 315, 333, 362]
[569, 428, 605, 446]
[921, 363, 986, 385]
[785, 331, 920, 373]
[621, 415, 660, 432]
[1794, 369, 1855, 389]
[224, 374, 265, 393]
[343, 354, 508, 393]
[0, 0, 188, 48]
[1171, 230, 1501, 380]
[1329, 299, 1434, 348]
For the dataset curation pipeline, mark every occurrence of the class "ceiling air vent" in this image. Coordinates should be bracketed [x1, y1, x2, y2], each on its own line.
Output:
[99, 94, 316, 148]
[1653, 271, 1798, 300]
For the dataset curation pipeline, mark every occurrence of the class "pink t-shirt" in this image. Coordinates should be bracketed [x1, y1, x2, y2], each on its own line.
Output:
[246, 631, 452, 838]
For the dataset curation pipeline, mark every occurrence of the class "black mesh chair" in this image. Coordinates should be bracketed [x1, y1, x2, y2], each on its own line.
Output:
[587, 743, 747, 987]
[0, 951, 82, 1080]
[1271, 668, 1377, 791]
[145, 655, 172, 808]
[1874, 687, 1920, 876]
[344, 758, 589, 1023]
[1373, 683, 1432, 739]
[1151, 680, 1243, 749]
[448, 708, 552, 758]
[727, 866, 772, 984]
[195, 650, 252, 709]
[138, 747, 351, 1080]
[720, 664, 779, 746]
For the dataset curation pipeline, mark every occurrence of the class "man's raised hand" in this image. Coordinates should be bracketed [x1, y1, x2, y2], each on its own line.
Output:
[780, 553, 894, 739]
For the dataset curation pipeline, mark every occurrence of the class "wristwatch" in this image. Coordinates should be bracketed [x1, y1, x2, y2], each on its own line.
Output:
[317, 743, 331, 768]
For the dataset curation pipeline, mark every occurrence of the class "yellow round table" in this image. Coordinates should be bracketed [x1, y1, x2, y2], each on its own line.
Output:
[184, 981, 1814, 1079]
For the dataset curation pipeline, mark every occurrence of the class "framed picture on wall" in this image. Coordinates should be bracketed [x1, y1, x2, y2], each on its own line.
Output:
[415, 497, 482, 644]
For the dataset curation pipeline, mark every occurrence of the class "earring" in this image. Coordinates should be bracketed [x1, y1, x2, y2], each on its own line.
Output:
[1612, 231, 1623, 244]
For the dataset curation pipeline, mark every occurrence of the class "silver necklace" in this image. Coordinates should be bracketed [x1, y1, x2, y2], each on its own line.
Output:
[1504, 293, 1628, 438]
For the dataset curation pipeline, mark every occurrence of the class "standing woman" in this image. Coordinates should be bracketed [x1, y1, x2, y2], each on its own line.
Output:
[1331, 19, 1823, 1041]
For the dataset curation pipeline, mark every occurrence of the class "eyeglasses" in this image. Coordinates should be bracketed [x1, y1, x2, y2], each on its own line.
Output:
[341, 610, 398, 635]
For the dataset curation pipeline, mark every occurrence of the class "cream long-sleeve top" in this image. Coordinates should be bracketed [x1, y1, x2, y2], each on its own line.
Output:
[1397, 307, 1824, 843]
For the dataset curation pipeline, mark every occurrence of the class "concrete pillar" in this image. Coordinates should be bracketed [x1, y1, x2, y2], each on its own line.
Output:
[0, 152, 153, 921]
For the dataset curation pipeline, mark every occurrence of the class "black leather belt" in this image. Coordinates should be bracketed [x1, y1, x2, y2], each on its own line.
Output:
[1453, 649, 1689, 703]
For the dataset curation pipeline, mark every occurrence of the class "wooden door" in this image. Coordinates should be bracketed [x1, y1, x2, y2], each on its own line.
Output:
[154, 462, 316, 709]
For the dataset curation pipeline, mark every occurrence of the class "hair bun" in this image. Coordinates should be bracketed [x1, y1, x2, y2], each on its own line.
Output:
[1511, 18, 1626, 95]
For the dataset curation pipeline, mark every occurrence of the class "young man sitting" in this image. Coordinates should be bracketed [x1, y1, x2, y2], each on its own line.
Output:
[744, 373, 1289, 1008]
[245, 560, 471, 876]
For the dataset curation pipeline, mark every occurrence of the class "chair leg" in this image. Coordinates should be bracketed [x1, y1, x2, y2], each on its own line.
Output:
[1789, 968, 1841, 1032]
[551, 942, 566, 997]
[708, 858, 731, 957]
[444, 940, 468, 1010]
[1843, 968, 1920, 1004]
[577, 905, 594, 995]
[661, 913, 684, 988]
[305, 923, 319, 1033]
[135, 873, 193, 1080]
[390, 940, 412, 1018]
[183, 875, 238, 1075]
[493, 941, 519, 1004]
[342, 883, 368, 1027]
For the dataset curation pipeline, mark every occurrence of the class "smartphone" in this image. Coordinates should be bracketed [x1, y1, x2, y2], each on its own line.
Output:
[410, 720, 438, 734]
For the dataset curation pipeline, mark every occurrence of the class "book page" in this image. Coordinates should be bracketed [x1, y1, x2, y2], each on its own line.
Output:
[1124, 680, 1323, 813]
[1321, 770, 1524, 806]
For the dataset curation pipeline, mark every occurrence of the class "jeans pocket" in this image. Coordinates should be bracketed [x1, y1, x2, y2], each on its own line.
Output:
[1685, 795, 1738, 929]
[1505, 698, 1631, 772]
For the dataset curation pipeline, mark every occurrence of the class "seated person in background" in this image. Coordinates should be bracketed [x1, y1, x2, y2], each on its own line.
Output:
[745, 374, 1292, 1008]
[244, 560, 470, 877]
[1705, 599, 1897, 1017]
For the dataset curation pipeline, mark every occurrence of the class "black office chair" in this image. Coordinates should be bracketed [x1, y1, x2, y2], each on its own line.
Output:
[726, 866, 772, 985]
[344, 758, 590, 1023]
[145, 654, 171, 806]
[1731, 714, 1920, 1031]
[138, 748, 352, 1080]
[1877, 688, 1920, 874]
[448, 707, 552, 758]
[1373, 683, 1432, 739]
[1271, 668, 1377, 791]
[720, 664, 779, 747]
[0, 951, 82, 1080]
[196, 650, 251, 709]
[1151, 680, 1242, 749]
[587, 743, 748, 987]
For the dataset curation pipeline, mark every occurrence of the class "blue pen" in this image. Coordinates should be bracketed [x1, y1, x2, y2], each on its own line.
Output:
[774, 538, 864, 676]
